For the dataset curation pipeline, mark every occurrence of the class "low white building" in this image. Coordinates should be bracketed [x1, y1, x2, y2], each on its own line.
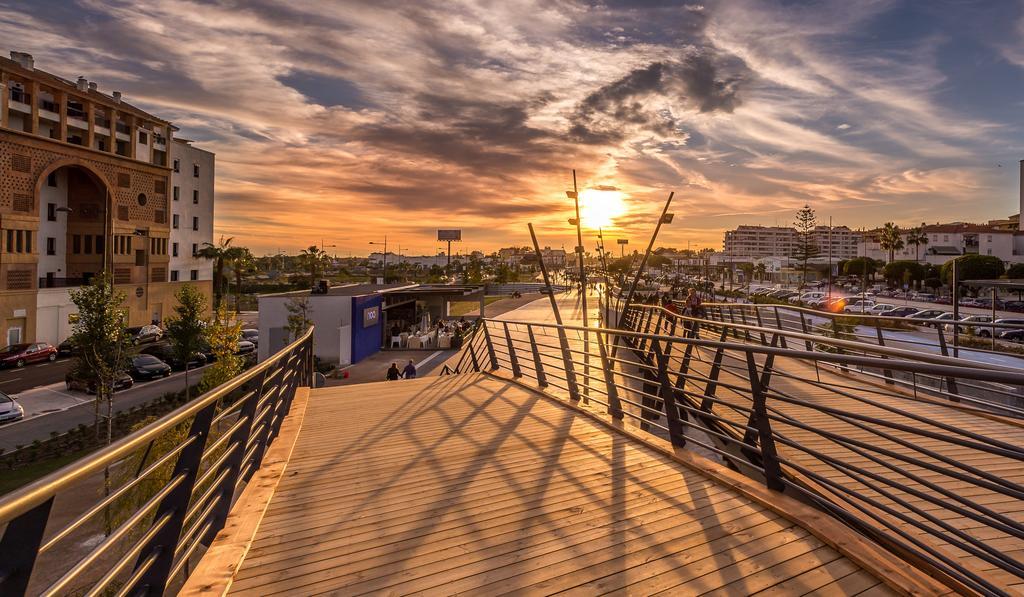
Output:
[859, 223, 1024, 266]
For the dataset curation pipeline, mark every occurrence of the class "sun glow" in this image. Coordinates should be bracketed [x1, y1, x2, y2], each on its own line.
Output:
[578, 188, 626, 229]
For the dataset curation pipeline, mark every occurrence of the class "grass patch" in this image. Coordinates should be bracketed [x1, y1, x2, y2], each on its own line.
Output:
[0, 448, 94, 496]
[449, 296, 503, 317]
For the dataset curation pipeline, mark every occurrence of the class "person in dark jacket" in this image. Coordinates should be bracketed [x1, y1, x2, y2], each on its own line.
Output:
[386, 363, 401, 381]
[403, 360, 417, 379]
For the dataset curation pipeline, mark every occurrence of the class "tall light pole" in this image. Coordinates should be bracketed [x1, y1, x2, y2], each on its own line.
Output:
[369, 236, 387, 283]
[567, 170, 589, 393]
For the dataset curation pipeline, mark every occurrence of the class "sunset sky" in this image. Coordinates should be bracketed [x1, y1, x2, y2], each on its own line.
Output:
[3, 0, 1024, 256]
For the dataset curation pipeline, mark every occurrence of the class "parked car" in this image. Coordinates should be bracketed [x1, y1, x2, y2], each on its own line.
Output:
[65, 371, 134, 394]
[880, 306, 920, 318]
[128, 324, 163, 345]
[912, 292, 937, 301]
[843, 300, 875, 314]
[926, 312, 960, 328]
[236, 340, 256, 355]
[907, 309, 946, 323]
[0, 390, 23, 424]
[999, 329, 1024, 343]
[0, 343, 57, 368]
[944, 315, 993, 334]
[1005, 300, 1024, 312]
[241, 329, 259, 347]
[798, 292, 825, 304]
[139, 344, 207, 371]
[867, 303, 896, 315]
[982, 318, 1024, 338]
[57, 338, 76, 356]
[127, 354, 172, 380]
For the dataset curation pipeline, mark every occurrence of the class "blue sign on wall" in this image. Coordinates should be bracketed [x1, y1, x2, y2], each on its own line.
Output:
[351, 294, 383, 363]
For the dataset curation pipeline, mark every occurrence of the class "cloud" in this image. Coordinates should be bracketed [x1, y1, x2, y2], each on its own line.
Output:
[0, 0, 1019, 255]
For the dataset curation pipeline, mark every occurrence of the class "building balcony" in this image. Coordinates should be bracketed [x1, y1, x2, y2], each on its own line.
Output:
[39, 276, 87, 289]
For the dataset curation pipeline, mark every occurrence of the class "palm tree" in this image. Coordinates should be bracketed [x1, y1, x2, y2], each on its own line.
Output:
[299, 245, 329, 281]
[906, 224, 929, 262]
[197, 236, 244, 309]
[754, 262, 767, 282]
[878, 222, 905, 263]
[230, 248, 256, 313]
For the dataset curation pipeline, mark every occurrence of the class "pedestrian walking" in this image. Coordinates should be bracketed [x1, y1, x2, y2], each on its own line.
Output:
[386, 362, 401, 381]
[403, 360, 417, 379]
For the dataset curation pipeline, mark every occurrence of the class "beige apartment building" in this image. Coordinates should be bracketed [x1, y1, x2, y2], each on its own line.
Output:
[0, 51, 212, 346]
[723, 225, 859, 260]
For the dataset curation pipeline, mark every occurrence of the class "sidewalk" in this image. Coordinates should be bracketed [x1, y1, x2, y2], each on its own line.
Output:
[326, 349, 455, 386]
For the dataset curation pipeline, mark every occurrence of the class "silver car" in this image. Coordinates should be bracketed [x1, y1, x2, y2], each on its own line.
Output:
[0, 391, 24, 423]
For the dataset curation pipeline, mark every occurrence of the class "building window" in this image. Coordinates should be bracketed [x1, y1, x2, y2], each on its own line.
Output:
[137, 193, 147, 206]
[47, 203, 56, 221]
[944, 235, 949, 242]
[190, 269, 198, 281]
[171, 270, 179, 282]
[193, 164, 199, 177]
[84, 235, 93, 254]
[172, 242, 178, 257]
[173, 186, 179, 201]
[136, 249, 146, 266]
[47, 173, 57, 187]
[173, 159, 180, 173]
[138, 130, 148, 144]
[192, 190, 199, 204]
[46, 237, 55, 256]
[192, 243, 198, 256]
[987, 249, 993, 255]
[95, 235, 104, 256]
[192, 217, 198, 231]
[72, 234, 81, 254]
[172, 214, 179, 229]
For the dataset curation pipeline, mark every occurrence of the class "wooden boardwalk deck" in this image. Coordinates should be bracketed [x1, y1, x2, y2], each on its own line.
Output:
[209, 373, 931, 596]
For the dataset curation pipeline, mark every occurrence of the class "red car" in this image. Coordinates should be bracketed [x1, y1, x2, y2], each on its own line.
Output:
[0, 342, 58, 368]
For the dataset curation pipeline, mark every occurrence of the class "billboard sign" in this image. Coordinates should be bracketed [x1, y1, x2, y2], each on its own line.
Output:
[437, 229, 462, 241]
[616, 239, 629, 245]
[362, 305, 380, 328]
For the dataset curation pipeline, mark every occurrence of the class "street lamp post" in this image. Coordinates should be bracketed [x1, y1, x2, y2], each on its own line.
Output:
[369, 236, 387, 283]
[567, 170, 589, 393]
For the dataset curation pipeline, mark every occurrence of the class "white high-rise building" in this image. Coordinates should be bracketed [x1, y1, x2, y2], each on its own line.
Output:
[169, 138, 214, 284]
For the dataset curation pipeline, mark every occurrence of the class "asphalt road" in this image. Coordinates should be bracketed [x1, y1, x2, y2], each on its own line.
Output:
[0, 364, 208, 452]
[0, 356, 76, 394]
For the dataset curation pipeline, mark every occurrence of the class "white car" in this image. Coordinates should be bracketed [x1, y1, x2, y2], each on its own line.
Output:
[867, 303, 896, 315]
[843, 299, 875, 313]
[945, 315, 993, 334]
[798, 292, 825, 304]
[0, 391, 23, 424]
[980, 318, 1024, 337]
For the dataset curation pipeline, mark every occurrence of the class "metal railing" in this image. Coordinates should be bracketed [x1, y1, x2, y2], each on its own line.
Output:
[450, 313, 1024, 595]
[0, 327, 314, 596]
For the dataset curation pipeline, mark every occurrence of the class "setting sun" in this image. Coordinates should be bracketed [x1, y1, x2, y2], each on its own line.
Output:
[579, 188, 627, 229]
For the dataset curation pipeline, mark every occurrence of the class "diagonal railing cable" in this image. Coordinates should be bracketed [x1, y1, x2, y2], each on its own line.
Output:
[0, 327, 314, 597]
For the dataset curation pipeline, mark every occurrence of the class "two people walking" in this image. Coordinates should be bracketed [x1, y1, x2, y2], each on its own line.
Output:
[386, 360, 418, 381]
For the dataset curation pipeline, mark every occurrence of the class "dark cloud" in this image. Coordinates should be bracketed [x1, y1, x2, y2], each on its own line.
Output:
[569, 52, 746, 143]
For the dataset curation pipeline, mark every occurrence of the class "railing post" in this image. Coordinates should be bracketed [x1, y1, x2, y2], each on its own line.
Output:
[874, 321, 894, 384]
[700, 328, 729, 413]
[743, 352, 785, 492]
[132, 401, 218, 595]
[673, 342, 694, 392]
[468, 337, 482, 372]
[557, 324, 583, 402]
[502, 322, 521, 378]
[935, 327, 960, 398]
[203, 367, 268, 547]
[527, 325, 547, 387]
[652, 340, 687, 447]
[481, 322, 499, 371]
[0, 497, 53, 596]
[597, 332, 623, 419]
[772, 306, 789, 348]
[754, 308, 768, 344]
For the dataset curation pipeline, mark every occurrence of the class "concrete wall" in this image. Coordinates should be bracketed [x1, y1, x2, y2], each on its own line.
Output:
[257, 293, 355, 364]
[37, 168, 67, 278]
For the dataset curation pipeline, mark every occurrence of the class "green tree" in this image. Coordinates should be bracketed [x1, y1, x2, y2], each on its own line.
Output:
[879, 222, 905, 263]
[1006, 263, 1024, 279]
[940, 255, 1006, 295]
[905, 225, 929, 261]
[285, 296, 313, 341]
[199, 304, 244, 393]
[882, 260, 926, 287]
[68, 273, 133, 443]
[843, 257, 878, 278]
[753, 262, 767, 282]
[791, 205, 820, 288]
[300, 245, 329, 281]
[230, 247, 256, 313]
[164, 285, 208, 401]
[197, 236, 244, 309]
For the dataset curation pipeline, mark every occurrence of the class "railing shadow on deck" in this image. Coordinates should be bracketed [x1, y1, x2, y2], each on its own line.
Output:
[445, 310, 1024, 596]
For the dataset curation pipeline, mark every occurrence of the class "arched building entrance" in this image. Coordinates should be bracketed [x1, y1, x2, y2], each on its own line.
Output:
[35, 162, 111, 288]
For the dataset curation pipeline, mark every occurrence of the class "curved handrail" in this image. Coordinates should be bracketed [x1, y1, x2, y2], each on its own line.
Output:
[0, 325, 313, 523]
